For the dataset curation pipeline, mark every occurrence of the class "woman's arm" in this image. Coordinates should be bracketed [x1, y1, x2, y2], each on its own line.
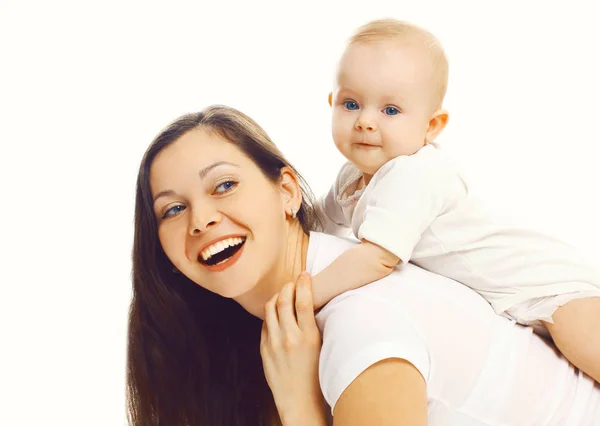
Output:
[333, 358, 427, 426]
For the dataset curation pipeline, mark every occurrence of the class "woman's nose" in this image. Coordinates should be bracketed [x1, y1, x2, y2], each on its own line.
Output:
[188, 207, 221, 236]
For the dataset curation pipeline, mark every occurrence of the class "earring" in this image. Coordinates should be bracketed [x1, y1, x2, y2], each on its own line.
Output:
[291, 208, 297, 219]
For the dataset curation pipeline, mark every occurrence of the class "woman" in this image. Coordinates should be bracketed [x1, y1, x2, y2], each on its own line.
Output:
[127, 105, 599, 425]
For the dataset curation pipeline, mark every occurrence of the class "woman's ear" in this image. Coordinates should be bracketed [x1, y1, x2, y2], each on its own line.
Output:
[425, 109, 449, 144]
[279, 167, 303, 216]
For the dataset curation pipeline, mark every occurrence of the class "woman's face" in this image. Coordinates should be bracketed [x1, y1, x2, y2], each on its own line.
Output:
[150, 128, 290, 299]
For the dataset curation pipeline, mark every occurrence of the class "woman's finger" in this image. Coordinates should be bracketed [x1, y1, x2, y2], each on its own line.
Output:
[295, 272, 317, 331]
[259, 320, 268, 355]
[276, 280, 299, 335]
[264, 293, 280, 344]
[260, 319, 268, 345]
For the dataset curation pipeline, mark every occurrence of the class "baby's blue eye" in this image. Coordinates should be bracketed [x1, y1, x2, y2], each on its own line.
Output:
[383, 106, 399, 116]
[163, 204, 186, 219]
[215, 180, 236, 193]
[344, 100, 359, 111]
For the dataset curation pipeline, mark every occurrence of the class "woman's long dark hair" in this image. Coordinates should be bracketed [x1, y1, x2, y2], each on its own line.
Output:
[127, 105, 319, 426]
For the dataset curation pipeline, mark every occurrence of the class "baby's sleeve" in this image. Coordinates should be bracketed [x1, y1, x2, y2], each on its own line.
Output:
[316, 186, 348, 233]
[357, 154, 465, 262]
[315, 163, 358, 233]
[318, 294, 431, 413]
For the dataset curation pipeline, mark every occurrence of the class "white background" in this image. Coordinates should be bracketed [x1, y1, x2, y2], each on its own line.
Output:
[1, 0, 599, 424]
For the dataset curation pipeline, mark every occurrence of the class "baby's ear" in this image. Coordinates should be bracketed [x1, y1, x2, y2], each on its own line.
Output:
[328, 92, 333, 107]
[425, 109, 449, 143]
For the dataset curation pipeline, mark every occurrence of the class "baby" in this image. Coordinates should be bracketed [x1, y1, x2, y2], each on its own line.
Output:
[312, 19, 600, 382]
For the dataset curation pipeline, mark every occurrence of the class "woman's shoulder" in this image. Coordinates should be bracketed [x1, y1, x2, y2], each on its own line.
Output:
[310, 232, 504, 410]
[315, 285, 434, 412]
[310, 233, 600, 424]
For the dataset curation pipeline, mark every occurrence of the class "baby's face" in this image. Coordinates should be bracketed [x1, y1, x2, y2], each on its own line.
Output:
[331, 40, 438, 177]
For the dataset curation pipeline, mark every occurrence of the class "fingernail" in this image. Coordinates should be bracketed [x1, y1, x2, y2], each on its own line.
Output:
[300, 271, 309, 281]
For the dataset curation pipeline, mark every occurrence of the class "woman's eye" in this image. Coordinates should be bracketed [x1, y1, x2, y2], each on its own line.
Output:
[215, 180, 237, 194]
[162, 204, 186, 219]
[343, 100, 359, 111]
[383, 106, 400, 116]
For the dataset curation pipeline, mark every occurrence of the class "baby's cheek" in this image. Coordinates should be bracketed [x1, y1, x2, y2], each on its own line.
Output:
[332, 126, 347, 146]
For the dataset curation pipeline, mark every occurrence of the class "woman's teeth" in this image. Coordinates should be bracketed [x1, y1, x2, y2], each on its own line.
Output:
[200, 237, 245, 262]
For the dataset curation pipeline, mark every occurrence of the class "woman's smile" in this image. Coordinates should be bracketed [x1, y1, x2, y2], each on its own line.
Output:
[197, 235, 247, 272]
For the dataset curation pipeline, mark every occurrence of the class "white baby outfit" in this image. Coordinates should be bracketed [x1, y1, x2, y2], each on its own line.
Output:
[317, 144, 600, 331]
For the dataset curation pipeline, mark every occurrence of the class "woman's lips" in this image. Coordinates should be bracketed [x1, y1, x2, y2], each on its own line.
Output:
[199, 239, 246, 272]
[197, 234, 247, 255]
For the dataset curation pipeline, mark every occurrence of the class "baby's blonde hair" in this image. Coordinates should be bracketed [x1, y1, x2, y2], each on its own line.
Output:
[348, 19, 449, 110]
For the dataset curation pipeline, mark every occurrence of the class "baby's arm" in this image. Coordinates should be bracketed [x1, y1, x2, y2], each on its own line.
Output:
[311, 150, 464, 309]
[311, 240, 400, 309]
[357, 151, 466, 266]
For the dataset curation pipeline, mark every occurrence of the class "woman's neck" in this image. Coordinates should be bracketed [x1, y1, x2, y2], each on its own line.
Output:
[235, 221, 310, 319]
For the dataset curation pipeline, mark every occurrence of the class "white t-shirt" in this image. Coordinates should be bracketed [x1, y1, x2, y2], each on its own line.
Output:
[310, 232, 600, 426]
[317, 144, 600, 327]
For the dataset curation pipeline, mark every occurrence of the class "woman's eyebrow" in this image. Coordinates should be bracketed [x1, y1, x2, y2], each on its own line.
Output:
[153, 189, 176, 204]
[198, 161, 240, 179]
[153, 161, 240, 205]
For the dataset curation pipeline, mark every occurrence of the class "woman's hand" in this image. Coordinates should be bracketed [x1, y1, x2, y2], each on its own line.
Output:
[260, 272, 327, 426]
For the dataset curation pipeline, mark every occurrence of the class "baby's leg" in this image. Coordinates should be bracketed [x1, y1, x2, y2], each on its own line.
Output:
[504, 292, 600, 383]
[542, 296, 600, 383]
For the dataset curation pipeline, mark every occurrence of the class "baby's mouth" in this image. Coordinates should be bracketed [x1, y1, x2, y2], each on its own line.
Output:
[198, 237, 246, 266]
